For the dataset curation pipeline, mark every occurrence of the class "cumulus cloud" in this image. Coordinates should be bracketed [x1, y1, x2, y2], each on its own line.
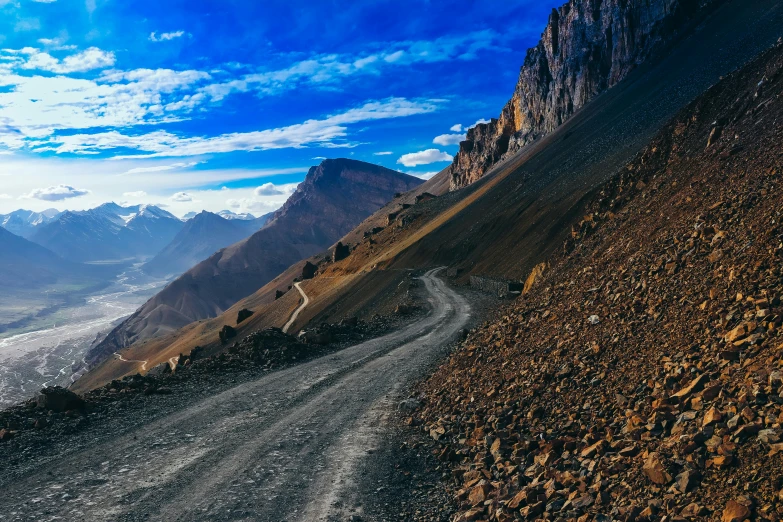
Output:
[433, 133, 466, 146]
[374, 151, 392, 156]
[149, 31, 186, 42]
[397, 149, 453, 167]
[170, 192, 193, 202]
[122, 191, 147, 197]
[21, 47, 115, 73]
[449, 124, 463, 132]
[23, 184, 90, 201]
[254, 183, 285, 196]
[40, 98, 439, 157]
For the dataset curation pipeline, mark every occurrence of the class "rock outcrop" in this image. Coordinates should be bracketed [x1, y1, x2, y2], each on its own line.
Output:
[448, 0, 720, 190]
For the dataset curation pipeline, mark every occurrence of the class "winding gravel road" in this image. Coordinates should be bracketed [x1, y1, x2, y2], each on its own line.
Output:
[0, 268, 470, 522]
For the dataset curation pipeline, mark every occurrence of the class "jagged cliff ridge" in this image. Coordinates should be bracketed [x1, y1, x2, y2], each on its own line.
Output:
[448, 0, 719, 190]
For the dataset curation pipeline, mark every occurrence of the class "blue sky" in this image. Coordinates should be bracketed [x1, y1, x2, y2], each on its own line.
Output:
[0, 0, 552, 216]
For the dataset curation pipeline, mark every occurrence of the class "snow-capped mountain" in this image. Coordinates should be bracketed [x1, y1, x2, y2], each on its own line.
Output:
[217, 210, 257, 221]
[29, 202, 183, 263]
[0, 208, 61, 239]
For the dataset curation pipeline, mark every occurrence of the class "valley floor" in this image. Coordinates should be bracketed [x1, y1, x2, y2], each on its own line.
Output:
[0, 269, 486, 521]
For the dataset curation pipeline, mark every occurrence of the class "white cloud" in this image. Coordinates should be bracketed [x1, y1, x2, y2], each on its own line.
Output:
[40, 97, 439, 157]
[407, 171, 439, 180]
[123, 161, 199, 174]
[149, 31, 185, 42]
[170, 191, 193, 202]
[433, 133, 466, 146]
[254, 182, 285, 196]
[373, 151, 392, 156]
[468, 118, 491, 129]
[122, 191, 147, 197]
[397, 149, 453, 167]
[32, 0, 58, 3]
[201, 30, 501, 101]
[23, 184, 90, 201]
[0, 193, 11, 199]
[20, 46, 115, 73]
[449, 124, 463, 132]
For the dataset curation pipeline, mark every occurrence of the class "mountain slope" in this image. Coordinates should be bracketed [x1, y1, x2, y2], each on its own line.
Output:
[447, 0, 725, 189]
[142, 211, 270, 277]
[0, 227, 92, 289]
[415, 38, 783, 521]
[30, 203, 183, 263]
[0, 209, 61, 239]
[87, 159, 423, 364]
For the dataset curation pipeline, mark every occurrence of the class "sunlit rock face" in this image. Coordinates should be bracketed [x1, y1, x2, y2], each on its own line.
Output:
[448, 0, 715, 190]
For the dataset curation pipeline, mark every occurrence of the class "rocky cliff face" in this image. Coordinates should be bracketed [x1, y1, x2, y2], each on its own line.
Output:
[449, 0, 719, 190]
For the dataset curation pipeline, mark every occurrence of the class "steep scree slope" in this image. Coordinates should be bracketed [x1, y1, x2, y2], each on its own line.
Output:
[412, 40, 783, 522]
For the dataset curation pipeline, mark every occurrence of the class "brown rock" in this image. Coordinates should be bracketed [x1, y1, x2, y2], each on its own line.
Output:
[671, 374, 708, 401]
[468, 483, 491, 506]
[643, 452, 672, 484]
[703, 407, 722, 426]
[722, 499, 752, 522]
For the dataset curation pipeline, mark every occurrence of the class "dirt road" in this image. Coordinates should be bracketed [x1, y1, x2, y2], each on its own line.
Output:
[0, 268, 470, 521]
[282, 282, 310, 334]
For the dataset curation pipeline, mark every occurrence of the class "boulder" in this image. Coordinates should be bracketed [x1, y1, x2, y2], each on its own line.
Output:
[219, 325, 237, 344]
[333, 242, 350, 262]
[237, 309, 254, 324]
[302, 261, 317, 280]
[36, 386, 85, 412]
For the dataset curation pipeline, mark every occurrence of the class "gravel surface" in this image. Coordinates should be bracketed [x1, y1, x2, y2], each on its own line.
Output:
[0, 268, 473, 522]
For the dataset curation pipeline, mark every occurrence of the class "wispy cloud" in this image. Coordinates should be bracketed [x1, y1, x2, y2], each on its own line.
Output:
[374, 151, 392, 155]
[449, 124, 463, 132]
[149, 31, 185, 42]
[397, 148, 452, 167]
[123, 161, 199, 174]
[123, 190, 147, 197]
[40, 98, 439, 157]
[202, 30, 502, 101]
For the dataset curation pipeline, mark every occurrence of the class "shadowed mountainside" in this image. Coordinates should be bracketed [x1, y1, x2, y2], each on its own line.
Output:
[141, 211, 272, 277]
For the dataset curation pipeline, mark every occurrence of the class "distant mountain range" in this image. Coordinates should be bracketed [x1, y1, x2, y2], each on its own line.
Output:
[28, 203, 184, 263]
[89, 158, 424, 362]
[142, 211, 272, 277]
[0, 209, 61, 239]
[0, 226, 98, 290]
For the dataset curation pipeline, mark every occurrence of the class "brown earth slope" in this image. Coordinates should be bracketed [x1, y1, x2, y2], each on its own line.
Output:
[412, 39, 783, 522]
[86, 159, 422, 366]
